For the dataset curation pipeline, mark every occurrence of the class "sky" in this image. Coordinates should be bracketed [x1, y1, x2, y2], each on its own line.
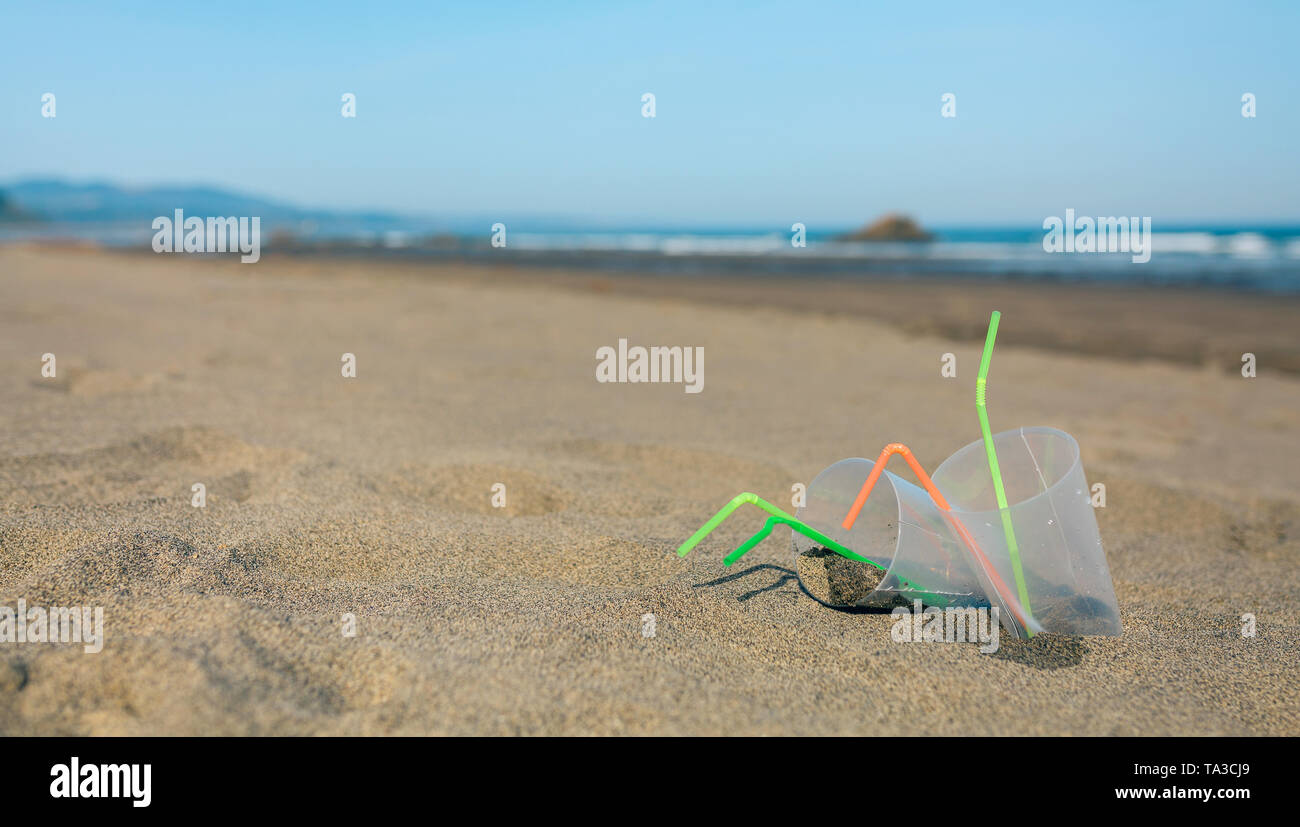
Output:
[2, 1, 1297, 227]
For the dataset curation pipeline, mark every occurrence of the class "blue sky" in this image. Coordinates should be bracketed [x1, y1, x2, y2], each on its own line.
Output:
[2, 1, 1297, 226]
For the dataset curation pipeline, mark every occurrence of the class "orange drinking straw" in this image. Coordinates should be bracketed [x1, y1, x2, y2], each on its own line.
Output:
[840, 442, 1036, 634]
[841, 443, 949, 527]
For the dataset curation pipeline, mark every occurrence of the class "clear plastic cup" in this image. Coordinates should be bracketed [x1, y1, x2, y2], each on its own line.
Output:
[931, 426, 1122, 636]
[792, 458, 988, 610]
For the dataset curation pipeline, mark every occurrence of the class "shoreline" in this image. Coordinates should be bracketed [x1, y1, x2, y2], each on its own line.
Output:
[226, 247, 1300, 376]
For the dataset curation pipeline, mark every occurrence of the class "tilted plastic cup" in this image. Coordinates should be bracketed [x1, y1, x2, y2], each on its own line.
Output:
[792, 457, 987, 610]
[931, 426, 1122, 636]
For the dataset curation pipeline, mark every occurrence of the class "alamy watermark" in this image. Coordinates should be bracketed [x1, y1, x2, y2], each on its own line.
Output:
[50, 757, 150, 807]
[596, 338, 703, 393]
[1043, 209, 1151, 263]
[891, 600, 1000, 653]
[0, 599, 104, 654]
[152, 209, 261, 263]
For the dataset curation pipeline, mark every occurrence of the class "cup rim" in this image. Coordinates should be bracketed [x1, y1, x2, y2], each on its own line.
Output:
[933, 426, 1082, 516]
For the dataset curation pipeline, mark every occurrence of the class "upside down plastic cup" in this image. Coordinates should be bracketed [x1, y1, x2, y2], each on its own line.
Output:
[792, 458, 988, 611]
[931, 426, 1122, 636]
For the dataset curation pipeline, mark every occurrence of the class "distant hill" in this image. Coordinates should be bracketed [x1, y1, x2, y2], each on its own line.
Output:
[0, 179, 604, 238]
[837, 213, 934, 242]
[0, 189, 43, 223]
[0, 179, 417, 234]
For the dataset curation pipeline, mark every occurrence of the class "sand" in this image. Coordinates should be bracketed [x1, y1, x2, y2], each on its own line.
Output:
[0, 244, 1297, 735]
[796, 548, 886, 607]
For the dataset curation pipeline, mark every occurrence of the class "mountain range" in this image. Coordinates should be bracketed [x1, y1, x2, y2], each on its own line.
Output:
[0, 179, 624, 237]
[0, 179, 439, 234]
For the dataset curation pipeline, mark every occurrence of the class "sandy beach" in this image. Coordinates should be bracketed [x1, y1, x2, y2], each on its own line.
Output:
[0, 244, 1296, 736]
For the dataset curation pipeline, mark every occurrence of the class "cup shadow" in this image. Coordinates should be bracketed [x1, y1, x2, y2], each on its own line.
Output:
[694, 563, 895, 611]
[694, 566, 1092, 669]
[990, 633, 1089, 669]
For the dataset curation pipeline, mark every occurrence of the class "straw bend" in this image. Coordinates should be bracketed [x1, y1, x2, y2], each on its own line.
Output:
[841, 443, 950, 531]
[675, 491, 879, 568]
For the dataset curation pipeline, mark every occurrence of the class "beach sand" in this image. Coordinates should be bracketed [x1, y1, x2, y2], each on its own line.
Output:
[1, 245, 1296, 735]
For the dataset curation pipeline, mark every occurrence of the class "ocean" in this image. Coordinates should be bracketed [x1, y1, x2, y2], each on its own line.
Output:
[4, 222, 1300, 293]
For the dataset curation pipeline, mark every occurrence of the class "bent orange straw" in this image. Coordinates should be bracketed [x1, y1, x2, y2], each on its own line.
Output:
[841, 443, 949, 527]
[840, 442, 1036, 634]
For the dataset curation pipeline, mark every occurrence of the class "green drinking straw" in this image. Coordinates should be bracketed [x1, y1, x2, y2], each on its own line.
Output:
[675, 492, 881, 568]
[677, 491, 954, 604]
[977, 311, 1033, 630]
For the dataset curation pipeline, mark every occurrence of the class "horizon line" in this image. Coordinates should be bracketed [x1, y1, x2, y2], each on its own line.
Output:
[4, 175, 1300, 230]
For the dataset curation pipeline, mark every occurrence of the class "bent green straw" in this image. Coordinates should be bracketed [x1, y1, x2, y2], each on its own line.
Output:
[977, 311, 1033, 630]
[675, 492, 879, 568]
[677, 492, 947, 603]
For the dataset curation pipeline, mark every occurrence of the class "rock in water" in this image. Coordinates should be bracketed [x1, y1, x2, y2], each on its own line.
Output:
[836, 213, 934, 242]
[796, 547, 885, 606]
